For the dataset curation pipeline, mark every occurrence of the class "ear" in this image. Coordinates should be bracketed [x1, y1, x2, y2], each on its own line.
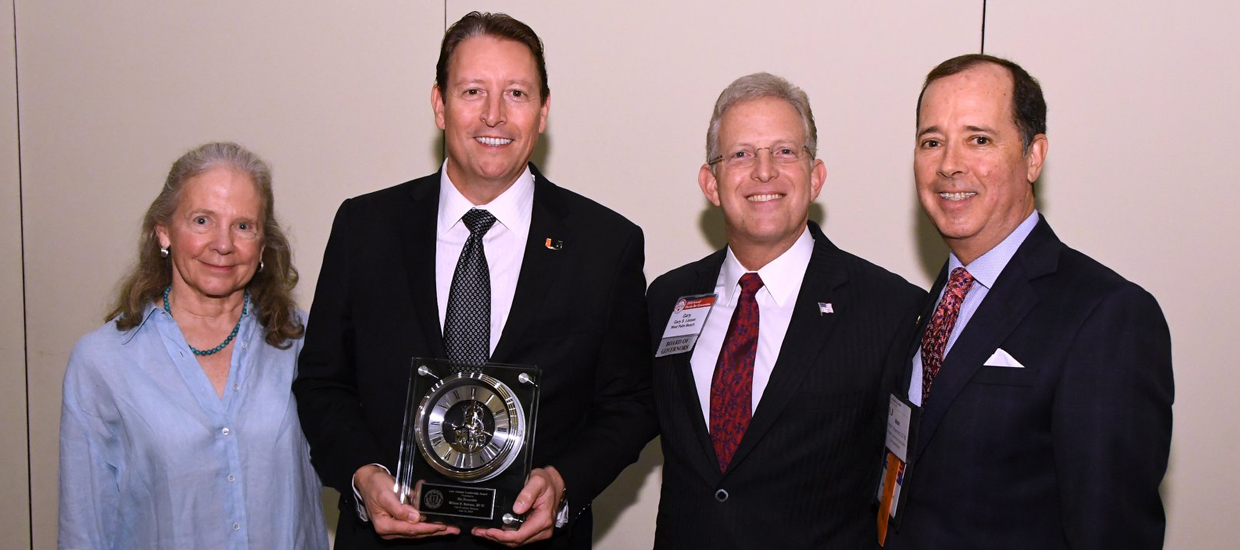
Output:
[698, 164, 721, 207]
[155, 226, 170, 249]
[1024, 134, 1048, 183]
[537, 91, 551, 134]
[432, 85, 447, 130]
[809, 158, 827, 201]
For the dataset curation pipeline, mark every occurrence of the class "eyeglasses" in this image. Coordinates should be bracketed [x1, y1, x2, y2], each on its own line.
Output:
[708, 144, 812, 168]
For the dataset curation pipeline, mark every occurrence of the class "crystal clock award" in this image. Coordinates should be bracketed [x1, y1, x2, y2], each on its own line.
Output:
[395, 358, 540, 529]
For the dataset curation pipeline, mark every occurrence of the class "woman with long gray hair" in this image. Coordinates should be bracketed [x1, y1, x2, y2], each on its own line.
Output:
[57, 142, 327, 550]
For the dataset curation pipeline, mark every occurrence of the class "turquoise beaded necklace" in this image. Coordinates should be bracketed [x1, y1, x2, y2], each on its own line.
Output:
[162, 286, 249, 356]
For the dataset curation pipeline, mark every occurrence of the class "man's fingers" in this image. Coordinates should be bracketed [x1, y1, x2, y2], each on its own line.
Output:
[471, 468, 562, 546]
[510, 474, 546, 515]
[375, 516, 456, 539]
[472, 516, 553, 547]
[372, 507, 460, 539]
[356, 466, 460, 539]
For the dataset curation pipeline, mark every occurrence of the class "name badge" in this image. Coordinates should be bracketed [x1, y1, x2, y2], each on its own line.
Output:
[885, 394, 913, 463]
[877, 393, 921, 546]
[655, 294, 717, 358]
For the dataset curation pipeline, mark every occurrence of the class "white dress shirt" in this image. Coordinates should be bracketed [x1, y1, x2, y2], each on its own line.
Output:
[690, 227, 814, 426]
[435, 163, 535, 351]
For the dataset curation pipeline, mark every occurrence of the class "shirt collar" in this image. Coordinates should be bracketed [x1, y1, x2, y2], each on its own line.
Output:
[719, 226, 814, 307]
[116, 302, 164, 344]
[948, 210, 1040, 290]
[437, 162, 535, 235]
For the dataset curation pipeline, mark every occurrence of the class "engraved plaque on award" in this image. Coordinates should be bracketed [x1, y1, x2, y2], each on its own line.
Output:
[395, 358, 540, 529]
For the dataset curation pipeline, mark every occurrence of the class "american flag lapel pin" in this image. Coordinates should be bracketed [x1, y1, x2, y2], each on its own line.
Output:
[818, 302, 834, 315]
[545, 238, 564, 250]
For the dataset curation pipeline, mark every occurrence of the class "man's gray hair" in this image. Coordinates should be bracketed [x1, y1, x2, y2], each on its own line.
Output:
[705, 72, 818, 165]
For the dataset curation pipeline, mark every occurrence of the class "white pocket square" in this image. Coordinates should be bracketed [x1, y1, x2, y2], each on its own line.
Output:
[983, 347, 1025, 368]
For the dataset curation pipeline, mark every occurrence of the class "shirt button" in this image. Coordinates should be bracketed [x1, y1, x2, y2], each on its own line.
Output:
[714, 489, 729, 502]
[227, 474, 236, 483]
[221, 427, 230, 436]
[232, 523, 240, 531]
[233, 383, 240, 392]
[240, 342, 248, 349]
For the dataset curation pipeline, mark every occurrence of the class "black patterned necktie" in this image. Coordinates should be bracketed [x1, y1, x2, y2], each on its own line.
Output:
[444, 209, 497, 365]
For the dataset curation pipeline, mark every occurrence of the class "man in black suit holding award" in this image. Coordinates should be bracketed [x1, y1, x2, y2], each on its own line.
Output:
[880, 55, 1174, 549]
[645, 72, 924, 548]
[293, 12, 654, 549]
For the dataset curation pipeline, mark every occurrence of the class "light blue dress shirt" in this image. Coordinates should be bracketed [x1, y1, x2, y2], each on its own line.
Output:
[58, 302, 328, 550]
[909, 211, 1041, 406]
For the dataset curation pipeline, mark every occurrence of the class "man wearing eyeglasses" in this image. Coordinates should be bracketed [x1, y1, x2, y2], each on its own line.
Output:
[645, 72, 924, 548]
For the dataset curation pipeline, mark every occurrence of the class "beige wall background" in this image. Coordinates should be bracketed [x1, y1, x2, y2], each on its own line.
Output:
[5, 1, 1236, 548]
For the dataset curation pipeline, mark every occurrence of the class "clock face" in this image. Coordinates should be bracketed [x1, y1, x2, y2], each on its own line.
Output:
[414, 371, 526, 482]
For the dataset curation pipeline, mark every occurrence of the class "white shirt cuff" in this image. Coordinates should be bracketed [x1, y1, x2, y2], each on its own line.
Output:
[555, 497, 569, 528]
[351, 463, 392, 523]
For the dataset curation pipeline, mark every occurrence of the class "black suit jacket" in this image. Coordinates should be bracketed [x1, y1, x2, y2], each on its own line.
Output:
[646, 223, 924, 549]
[293, 165, 656, 549]
[885, 216, 1174, 550]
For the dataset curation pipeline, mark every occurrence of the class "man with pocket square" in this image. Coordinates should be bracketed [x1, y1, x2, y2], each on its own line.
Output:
[880, 54, 1174, 550]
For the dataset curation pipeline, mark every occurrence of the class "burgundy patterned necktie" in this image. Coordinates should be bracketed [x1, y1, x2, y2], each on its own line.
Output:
[921, 267, 975, 403]
[710, 272, 764, 473]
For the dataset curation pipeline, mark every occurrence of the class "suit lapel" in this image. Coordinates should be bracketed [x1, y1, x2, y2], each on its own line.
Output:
[673, 251, 729, 474]
[727, 224, 846, 473]
[913, 218, 1061, 460]
[400, 175, 447, 359]
[491, 167, 569, 362]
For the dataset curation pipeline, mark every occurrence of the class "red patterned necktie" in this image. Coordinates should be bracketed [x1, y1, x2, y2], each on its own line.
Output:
[710, 272, 764, 473]
[921, 267, 975, 403]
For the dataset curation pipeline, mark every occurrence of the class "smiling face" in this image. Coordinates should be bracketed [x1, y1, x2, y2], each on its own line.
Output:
[915, 63, 1047, 264]
[433, 35, 549, 204]
[700, 96, 826, 270]
[155, 167, 264, 302]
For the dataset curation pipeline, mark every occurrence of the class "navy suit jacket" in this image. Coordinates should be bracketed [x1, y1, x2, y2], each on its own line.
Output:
[647, 223, 924, 549]
[885, 216, 1174, 550]
[293, 165, 656, 549]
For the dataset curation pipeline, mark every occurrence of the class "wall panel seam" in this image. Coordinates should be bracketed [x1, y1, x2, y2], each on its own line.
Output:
[980, 0, 988, 54]
[8, 0, 32, 547]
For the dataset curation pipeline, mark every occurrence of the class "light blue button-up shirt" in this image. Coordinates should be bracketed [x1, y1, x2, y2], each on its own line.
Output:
[58, 302, 328, 550]
[909, 211, 1040, 406]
